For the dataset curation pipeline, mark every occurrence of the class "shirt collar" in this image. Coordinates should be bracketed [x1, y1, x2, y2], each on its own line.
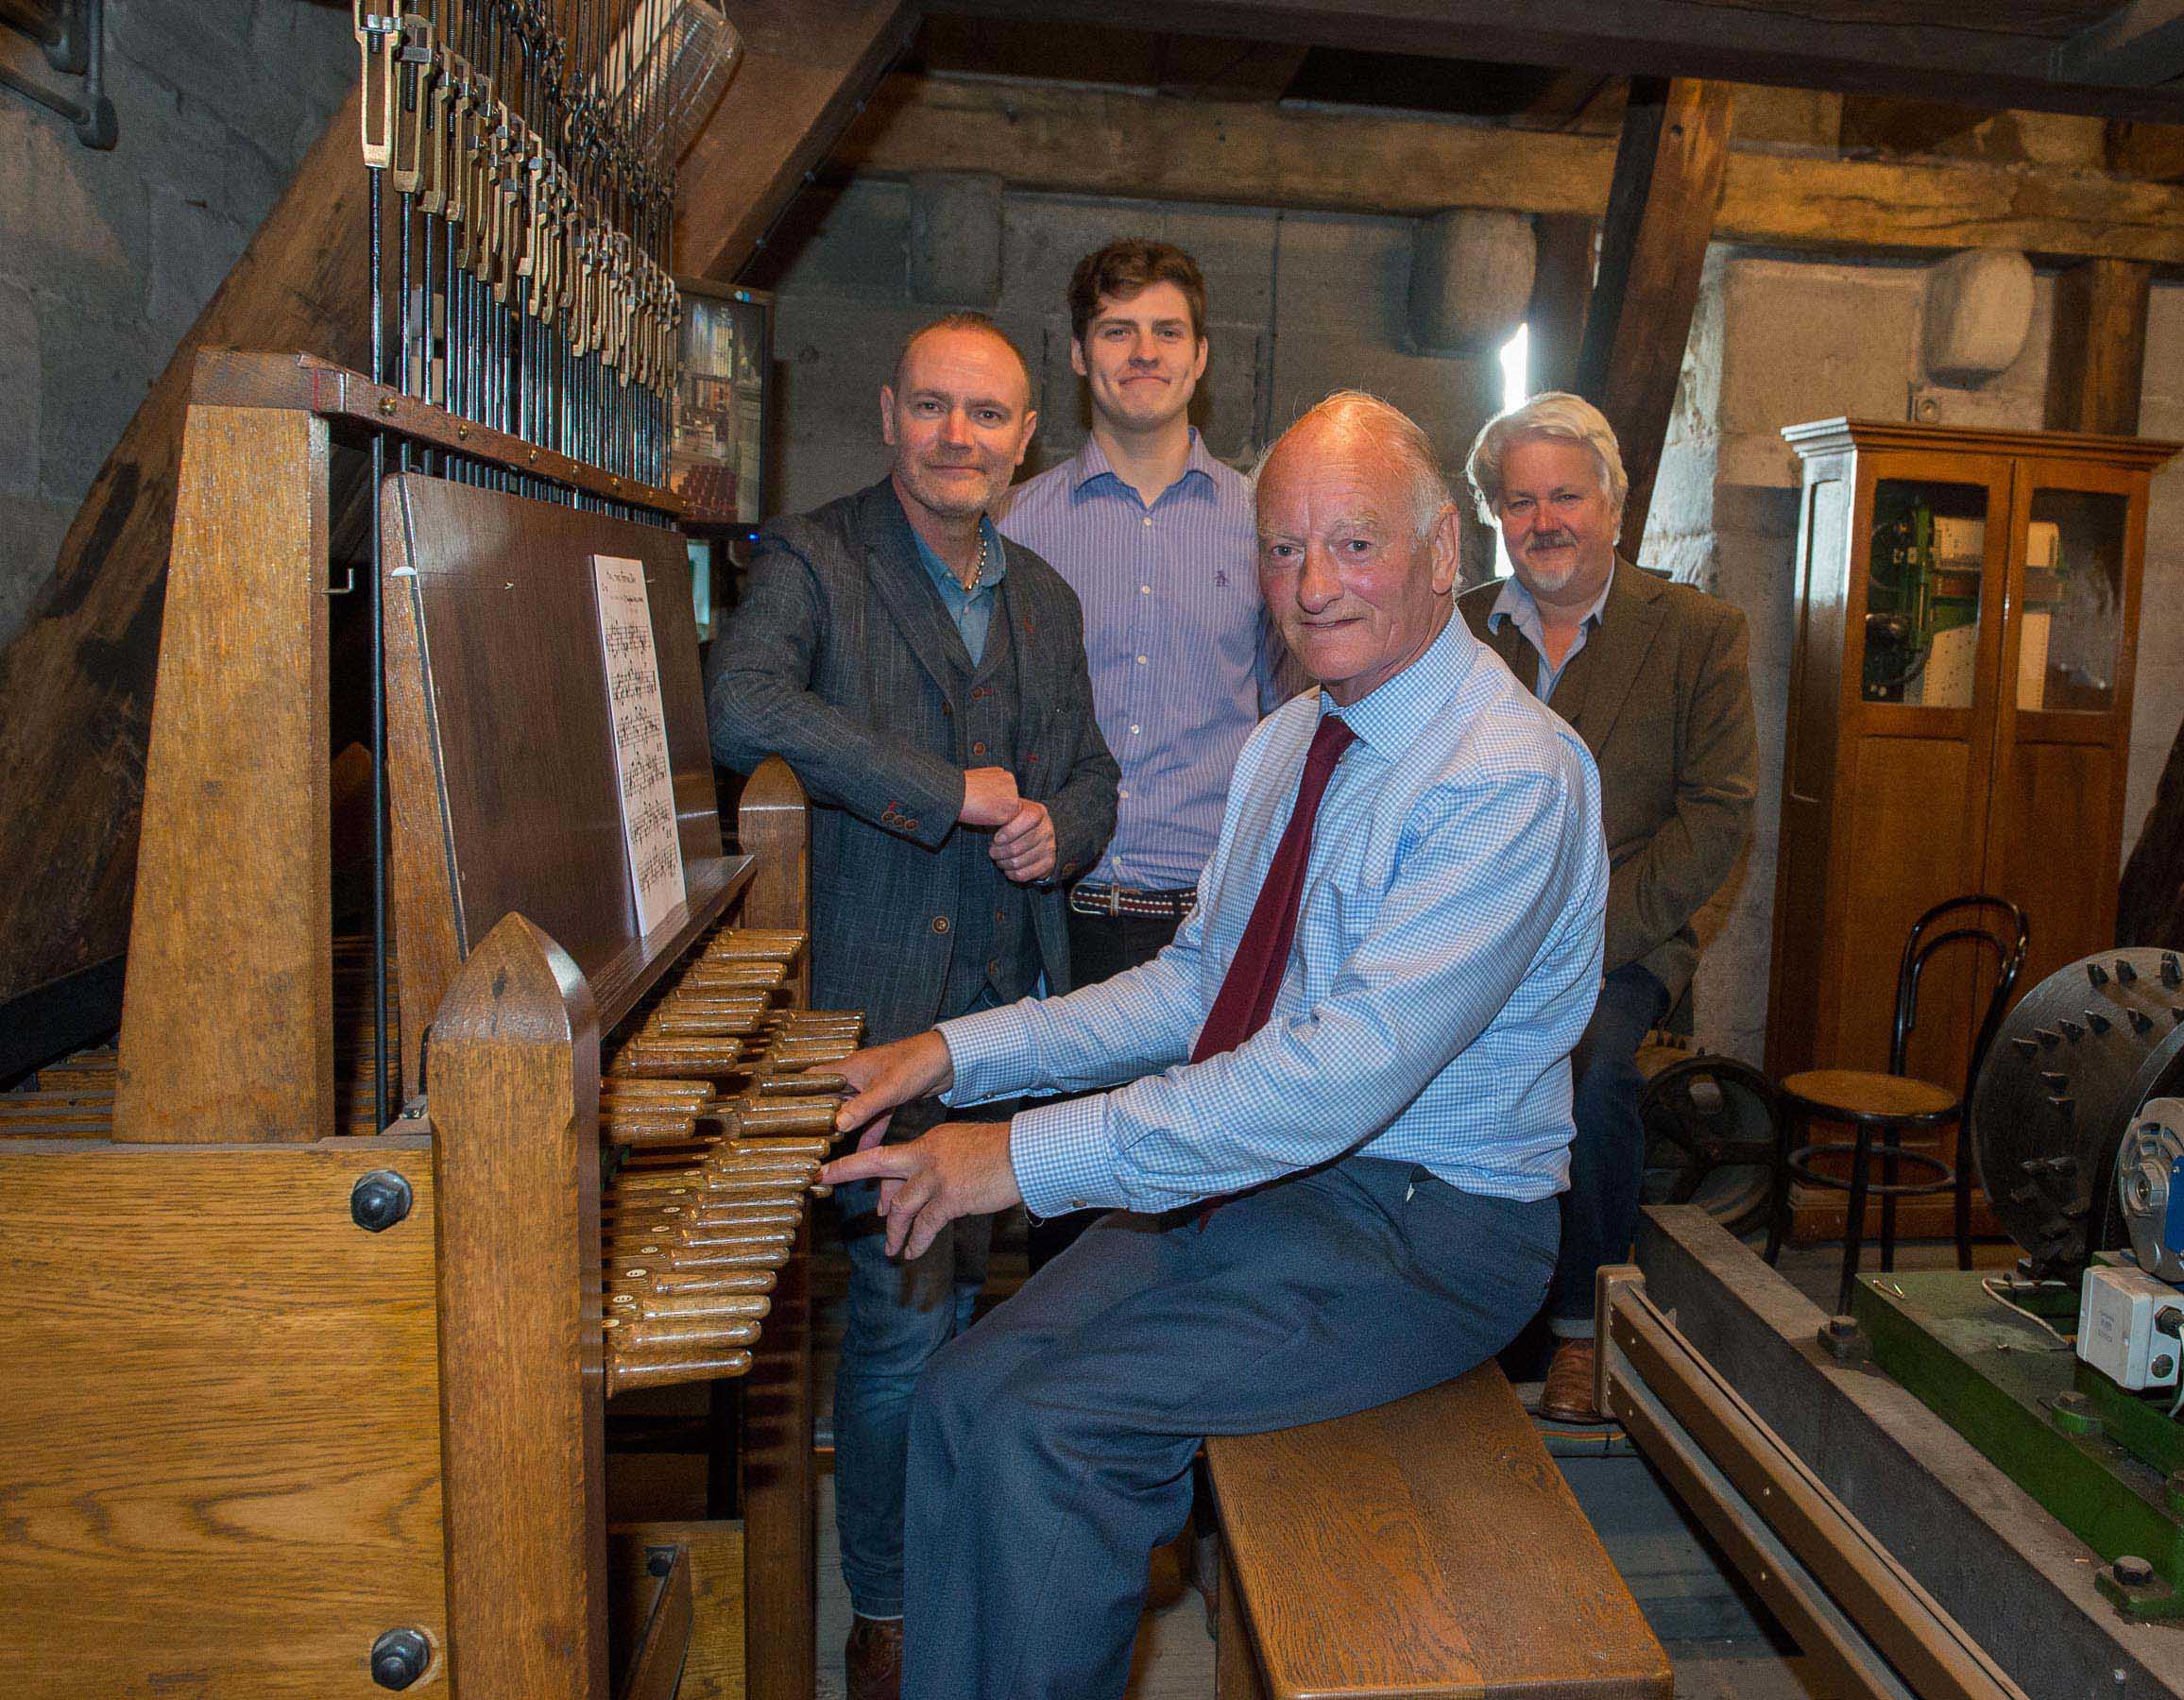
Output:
[1320, 609, 1479, 754]
[1485, 565, 1613, 635]
[910, 515, 1006, 601]
[1069, 428, 1219, 498]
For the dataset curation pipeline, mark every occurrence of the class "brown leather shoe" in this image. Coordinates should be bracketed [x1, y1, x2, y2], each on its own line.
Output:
[845, 1615, 904, 1700]
[1538, 1336, 1605, 1424]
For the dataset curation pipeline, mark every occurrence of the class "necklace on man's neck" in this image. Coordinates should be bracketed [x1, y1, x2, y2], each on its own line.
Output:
[961, 526, 988, 591]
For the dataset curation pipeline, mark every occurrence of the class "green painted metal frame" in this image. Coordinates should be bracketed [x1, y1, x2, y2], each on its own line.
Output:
[1853, 1267, 2184, 1619]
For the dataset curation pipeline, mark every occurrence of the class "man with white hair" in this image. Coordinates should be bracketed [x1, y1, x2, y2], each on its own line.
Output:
[817, 391, 1609, 1700]
[1460, 391, 1757, 1423]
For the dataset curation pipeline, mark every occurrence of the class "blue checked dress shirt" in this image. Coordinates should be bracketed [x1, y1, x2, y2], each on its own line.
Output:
[1485, 570, 1612, 704]
[909, 515, 1006, 665]
[997, 433, 1301, 891]
[938, 613, 1610, 1216]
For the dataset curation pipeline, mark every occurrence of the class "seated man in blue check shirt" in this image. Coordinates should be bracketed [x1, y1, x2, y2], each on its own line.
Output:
[821, 391, 1609, 1700]
[998, 238, 1302, 1269]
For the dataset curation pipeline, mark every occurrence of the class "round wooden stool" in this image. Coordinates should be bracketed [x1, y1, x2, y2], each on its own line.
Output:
[1772, 1068, 1959, 1315]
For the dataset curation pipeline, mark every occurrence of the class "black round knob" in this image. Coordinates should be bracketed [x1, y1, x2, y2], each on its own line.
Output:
[350, 1170, 415, 1233]
[370, 1627, 432, 1690]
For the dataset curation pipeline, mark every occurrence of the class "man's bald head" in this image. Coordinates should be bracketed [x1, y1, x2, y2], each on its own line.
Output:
[891, 313, 1033, 402]
[1255, 391, 1453, 543]
[1253, 392, 1459, 706]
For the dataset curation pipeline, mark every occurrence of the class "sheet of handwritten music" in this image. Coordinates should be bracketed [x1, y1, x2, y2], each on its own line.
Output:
[592, 554, 687, 936]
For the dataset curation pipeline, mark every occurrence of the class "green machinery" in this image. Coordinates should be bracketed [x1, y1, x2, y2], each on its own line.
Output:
[1851, 947, 2184, 1618]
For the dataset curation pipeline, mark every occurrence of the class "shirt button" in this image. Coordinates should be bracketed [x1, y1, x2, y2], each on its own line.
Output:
[1135, 654, 1148, 665]
[931, 916, 950, 934]
[972, 740, 987, 756]
[987, 959, 1000, 977]
[1118, 787, 1131, 799]
[1141, 517, 1152, 528]
[1129, 724, 1140, 735]
[1139, 585, 1151, 594]
[994, 909, 1006, 923]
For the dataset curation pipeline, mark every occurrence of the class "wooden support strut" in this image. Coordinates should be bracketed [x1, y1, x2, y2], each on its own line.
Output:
[430, 911, 610, 1700]
[1576, 78, 1735, 551]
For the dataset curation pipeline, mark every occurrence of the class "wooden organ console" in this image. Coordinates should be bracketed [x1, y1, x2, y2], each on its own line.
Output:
[1, 7, 830, 1695]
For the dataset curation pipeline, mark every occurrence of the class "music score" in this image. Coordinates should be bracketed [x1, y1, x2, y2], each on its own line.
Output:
[592, 553, 687, 935]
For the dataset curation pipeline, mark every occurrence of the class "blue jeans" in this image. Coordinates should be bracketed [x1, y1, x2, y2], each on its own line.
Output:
[832, 1097, 998, 1619]
[1546, 961, 1670, 1335]
[900, 1156, 1557, 1700]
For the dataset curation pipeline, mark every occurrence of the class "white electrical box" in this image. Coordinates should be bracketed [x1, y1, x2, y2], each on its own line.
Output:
[2078, 1265, 2184, 1390]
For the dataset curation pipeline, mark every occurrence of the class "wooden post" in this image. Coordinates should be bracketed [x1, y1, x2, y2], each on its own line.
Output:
[2045, 257, 2152, 435]
[431, 912, 608, 1700]
[1576, 77, 1734, 550]
[733, 754, 816, 1700]
[113, 402, 334, 1143]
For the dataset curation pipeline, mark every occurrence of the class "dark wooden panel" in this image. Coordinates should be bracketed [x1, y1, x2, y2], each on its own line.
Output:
[0, 1136, 446, 1697]
[384, 475, 725, 1028]
[114, 404, 333, 1143]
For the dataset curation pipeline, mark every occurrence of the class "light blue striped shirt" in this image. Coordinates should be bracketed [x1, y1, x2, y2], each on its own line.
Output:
[908, 515, 1006, 666]
[939, 613, 1609, 1216]
[1485, 570, 1612, 704]
[997, 433, 1301, 891]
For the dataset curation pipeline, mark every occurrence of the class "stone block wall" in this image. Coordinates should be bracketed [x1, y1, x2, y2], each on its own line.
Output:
[0, 0, 352, 650]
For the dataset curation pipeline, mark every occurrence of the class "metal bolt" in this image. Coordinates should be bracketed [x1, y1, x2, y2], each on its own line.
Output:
[350, 1170, 415, 1232]
[370, 1626, 432, 1689]
[2115, 1556, 2157, 1588]
[2154, 1355, 2175, 1379]
[377, 397, 398, 416]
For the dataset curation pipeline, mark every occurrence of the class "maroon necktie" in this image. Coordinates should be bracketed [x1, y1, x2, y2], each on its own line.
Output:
[1192, 712, 1358, 1064]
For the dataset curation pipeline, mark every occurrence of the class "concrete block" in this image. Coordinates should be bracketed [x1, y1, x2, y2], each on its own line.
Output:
[1719, 258, 1920, 445]
[907, 172, 1004, 308]
[0, 280, 36, 499]
[1261, 330, 1501, 480]
[1921, 249, 2035, 387]
[147, 190, 246, 328]
[0, 492, 67, 652]
[1405, 210, 1533, 356]
[1268, 209, 1415, 344]
[37, 303, 153, 510]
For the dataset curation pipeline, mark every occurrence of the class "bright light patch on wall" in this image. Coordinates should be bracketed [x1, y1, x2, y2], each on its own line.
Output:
[1493, 323, 1529, 578]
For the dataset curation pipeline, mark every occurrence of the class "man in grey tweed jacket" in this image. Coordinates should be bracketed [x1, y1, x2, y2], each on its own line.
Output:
[707, 312, 1117, 1700]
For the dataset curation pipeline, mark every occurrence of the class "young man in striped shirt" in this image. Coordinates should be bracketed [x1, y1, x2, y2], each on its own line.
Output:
[998, 238, 1299, 1269]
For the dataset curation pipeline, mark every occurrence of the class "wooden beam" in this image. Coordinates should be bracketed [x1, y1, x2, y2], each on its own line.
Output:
[2055, 0, 2184, 90]
[0, 85, 369, 1012]
[2045, 256, 2153, 433]
[841, 73, 2184, 265]
[945, 0, 2184, 124]
[1576, 79, 1734, 548]
[1525, 214, 1596, 397]
[672, 0, 920, 280]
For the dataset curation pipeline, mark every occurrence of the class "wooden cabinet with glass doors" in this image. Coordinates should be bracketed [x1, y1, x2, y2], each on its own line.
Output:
[1769, 420, 2177, 1239]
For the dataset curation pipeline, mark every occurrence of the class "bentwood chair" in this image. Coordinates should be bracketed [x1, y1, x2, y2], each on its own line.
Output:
[1766, 895, 2029, 1315]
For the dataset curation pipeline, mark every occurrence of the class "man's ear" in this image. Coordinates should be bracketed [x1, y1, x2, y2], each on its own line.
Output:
[1069, 340, 1088, 378]
[1013, 411, 1039, 468]
[1427, 504, 1462, 594]
[879, 386, 897, 447]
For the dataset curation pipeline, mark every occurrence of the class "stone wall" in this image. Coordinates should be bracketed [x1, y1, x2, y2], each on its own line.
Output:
[0, 0, 352, 650]
[764, 180, 1508, 571]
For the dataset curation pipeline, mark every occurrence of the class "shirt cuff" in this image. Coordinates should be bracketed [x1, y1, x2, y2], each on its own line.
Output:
[937, 1002, 1035, 1107]
[1007, 1095, 1115, 1220]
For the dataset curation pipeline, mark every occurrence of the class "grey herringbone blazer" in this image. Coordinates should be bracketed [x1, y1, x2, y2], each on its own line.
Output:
[707, 478, 1118, 1043]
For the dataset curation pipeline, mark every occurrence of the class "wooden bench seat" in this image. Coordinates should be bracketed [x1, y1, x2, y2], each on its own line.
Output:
[1206, 1363, 1672, 1700]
